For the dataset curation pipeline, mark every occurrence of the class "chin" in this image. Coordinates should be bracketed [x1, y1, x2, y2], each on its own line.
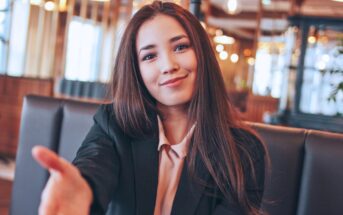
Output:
[158, 97, 191, 107]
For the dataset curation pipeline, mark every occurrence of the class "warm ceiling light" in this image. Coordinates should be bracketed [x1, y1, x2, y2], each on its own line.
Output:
[59, 0, 67, 11]
[247, 57, 255, 66]
[219, 51, 228, 60]
[332, 0, 343, 2]
[319, 36, 329, 44]
[226, 0, 241, 15]
[308, 36, 316, 44]
[243, 49, 252, 57]
[230, 53, 239, 63]
[216, 44, 224, 52]
[44, 1, 55, 11]
[213, 35, 235, 44]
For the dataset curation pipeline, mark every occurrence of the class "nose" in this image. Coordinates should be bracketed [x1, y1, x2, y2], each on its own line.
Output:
[159, 52, 179, 74]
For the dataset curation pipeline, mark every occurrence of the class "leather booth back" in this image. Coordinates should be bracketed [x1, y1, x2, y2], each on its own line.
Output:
[11, 95, 99, 215]
[252, 123, 306, 215]
[297, 130, 343, 215]
[10, 95, 343, 215]
[58, 101, 100, 162]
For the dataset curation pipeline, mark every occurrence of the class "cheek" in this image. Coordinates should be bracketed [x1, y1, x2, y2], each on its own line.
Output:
[139, 65, 158, 92]
[181, 50, 197, 71]
[139, 64, 151, 82]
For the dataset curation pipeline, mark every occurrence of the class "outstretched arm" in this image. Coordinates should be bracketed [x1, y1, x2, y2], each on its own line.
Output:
[32, 146, 93, 215]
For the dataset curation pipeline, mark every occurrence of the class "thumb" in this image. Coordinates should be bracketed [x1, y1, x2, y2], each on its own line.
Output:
[32, 146, 66, 174]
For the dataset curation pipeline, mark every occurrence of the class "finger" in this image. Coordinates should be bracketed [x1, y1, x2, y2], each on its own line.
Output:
[39, 183, 58, 215]
[32, 146, 65, 174]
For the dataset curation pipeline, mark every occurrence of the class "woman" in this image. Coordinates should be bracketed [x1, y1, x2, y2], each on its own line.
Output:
[33, 1, 267, 215]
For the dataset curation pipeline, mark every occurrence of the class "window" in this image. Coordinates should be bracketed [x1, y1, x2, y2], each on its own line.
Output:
[7, 1, 29, 76]
[64, 17, 103, 81]
[0, 1, 30, 76]
[0, 0, 11, 74]
[253, 36, 286, 98]
[299, 26, 343, 116]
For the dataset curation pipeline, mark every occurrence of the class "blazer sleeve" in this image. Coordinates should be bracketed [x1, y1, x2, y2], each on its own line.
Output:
[212, 130, 266, 215]
[72, 104, 120, 215]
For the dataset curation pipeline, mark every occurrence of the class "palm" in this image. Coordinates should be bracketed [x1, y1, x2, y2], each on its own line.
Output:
[32, 146, 93, 215]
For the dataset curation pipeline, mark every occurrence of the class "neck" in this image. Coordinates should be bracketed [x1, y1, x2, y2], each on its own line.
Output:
[157, 104, 190, 145]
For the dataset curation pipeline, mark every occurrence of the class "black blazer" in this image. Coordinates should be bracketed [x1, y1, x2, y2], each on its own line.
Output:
[72, 104, 265, 215]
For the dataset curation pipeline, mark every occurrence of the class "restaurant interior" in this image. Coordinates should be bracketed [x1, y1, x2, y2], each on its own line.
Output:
[0, 0, 342, 214]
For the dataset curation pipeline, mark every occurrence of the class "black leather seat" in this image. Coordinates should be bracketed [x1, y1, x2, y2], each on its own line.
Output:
[11, 96, 99, 215]
[251, 123, 306, 215]
[10, 95, 343, 215]
[297, 130, 343, 215]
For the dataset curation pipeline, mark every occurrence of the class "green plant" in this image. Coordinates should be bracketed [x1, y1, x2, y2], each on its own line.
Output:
[327, 38, 343, 103]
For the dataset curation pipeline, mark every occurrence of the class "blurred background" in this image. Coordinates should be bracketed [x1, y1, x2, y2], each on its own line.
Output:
[0, 0, 342, 213]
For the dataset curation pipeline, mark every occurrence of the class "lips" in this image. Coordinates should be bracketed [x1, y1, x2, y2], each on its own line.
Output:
[159, 74, 188, 86]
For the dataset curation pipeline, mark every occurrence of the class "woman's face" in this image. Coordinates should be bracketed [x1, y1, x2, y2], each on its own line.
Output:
[136, 14, 197, 109]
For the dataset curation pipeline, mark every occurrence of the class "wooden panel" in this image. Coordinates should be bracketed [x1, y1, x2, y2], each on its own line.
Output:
[0, 75, 53, 155]
[0, 179, 12, 215]
[0, 76, 4, 94]
[242, 94, 279, 123]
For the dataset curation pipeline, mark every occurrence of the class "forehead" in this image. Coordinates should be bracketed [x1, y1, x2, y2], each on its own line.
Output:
[136, 14, 188, 48]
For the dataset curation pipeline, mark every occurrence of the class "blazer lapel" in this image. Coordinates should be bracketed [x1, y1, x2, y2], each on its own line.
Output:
[131, 118, 159, 215]
[171, 156, 211, 215]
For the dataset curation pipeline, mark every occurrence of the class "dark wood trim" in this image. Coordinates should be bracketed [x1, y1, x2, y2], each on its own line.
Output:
[288, 113, 343, 133]
[0, 74, 53, 81]
[209, 4, 288, 20]
[0, 75, 53, 155]
[288, 15, 343, 26]
[293, 21, 308, 114]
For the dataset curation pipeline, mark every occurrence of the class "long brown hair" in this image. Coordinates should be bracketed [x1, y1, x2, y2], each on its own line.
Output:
[112, 1, 267, 214]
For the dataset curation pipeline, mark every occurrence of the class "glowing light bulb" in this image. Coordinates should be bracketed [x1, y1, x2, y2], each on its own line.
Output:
[226, 0, 241, 15]
[219, 51, 228, 60]
[230, 53, 239, 63]
[44, 1, 56, 11]
[216, 44, 224, 52]
[247, 57, 255, 66]
[308, 36, 316, 44]
[213, 35, 235, 44]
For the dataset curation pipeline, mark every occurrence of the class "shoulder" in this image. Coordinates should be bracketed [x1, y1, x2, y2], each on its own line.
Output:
[93, 103, 158, 140]
[93, 103, 114, 126]
[92, 103, 126, 138]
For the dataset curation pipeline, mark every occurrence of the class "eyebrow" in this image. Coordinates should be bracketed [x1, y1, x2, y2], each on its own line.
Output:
[138, 34, 188, 55]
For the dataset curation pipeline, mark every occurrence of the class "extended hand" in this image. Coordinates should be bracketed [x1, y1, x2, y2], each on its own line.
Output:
[32, 146, 93, 215]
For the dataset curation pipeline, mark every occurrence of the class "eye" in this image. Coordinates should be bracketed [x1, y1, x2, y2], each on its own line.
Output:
[142, 53, 156, 61]
[175, 44, 190, 52]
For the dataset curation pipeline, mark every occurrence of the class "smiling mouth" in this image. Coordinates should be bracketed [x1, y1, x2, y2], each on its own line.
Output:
[159, 74, 188, 86]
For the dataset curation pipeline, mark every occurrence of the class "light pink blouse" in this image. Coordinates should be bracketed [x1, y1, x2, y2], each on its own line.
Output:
[153, 117, 195, 215]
